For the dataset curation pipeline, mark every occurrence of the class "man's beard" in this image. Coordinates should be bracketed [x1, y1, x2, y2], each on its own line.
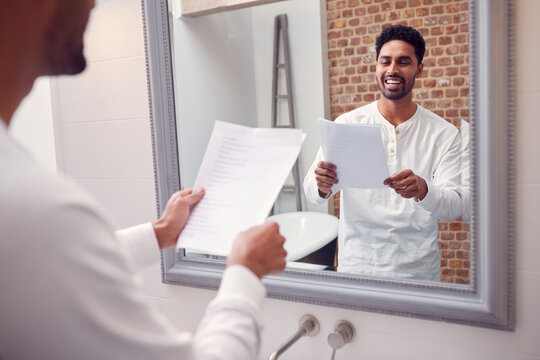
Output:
[43, 41, 87, 76]
[377, 74, 415, 100]
[42, 5, 88, 76]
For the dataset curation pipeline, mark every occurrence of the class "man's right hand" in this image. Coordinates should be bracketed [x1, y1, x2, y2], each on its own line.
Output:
[227, 222, 287, 279]
[314, 161, 338, 198]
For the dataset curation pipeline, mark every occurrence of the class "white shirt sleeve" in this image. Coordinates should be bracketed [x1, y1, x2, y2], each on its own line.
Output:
[416, 129, 464, 222]
[460, 119, 471, 221]
[194, 266, 266, 359]
[115, 222, 161, 270]
[1, 174, 266, 360]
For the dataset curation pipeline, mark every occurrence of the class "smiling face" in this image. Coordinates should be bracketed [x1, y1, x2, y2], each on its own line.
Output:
[376, 40, 423, 101]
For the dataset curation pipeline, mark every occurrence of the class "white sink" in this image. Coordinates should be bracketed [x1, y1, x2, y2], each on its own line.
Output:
[266, 211, 339, 262]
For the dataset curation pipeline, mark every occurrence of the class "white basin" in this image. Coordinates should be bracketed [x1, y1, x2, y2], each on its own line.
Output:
[266, 211, 339, 261]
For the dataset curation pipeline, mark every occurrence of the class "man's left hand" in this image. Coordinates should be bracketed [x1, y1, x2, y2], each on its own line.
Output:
[152, 188, 205, 249]
[383, 169, 428, 201]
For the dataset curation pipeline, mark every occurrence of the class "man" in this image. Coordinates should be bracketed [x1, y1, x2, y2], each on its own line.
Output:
[0, 1, 287, 359]
[460, 119, 471, 222]
[304, 25, 463, 281]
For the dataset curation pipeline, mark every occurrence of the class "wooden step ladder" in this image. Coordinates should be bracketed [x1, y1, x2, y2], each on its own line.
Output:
[271, 14, 302, 213]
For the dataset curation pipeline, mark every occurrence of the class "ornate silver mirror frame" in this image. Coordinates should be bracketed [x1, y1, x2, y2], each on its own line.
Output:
[142, 0, 514, 329]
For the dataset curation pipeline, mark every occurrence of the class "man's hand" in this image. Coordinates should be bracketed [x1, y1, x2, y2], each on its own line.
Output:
[314, 161, 338, 198]
[152, 188, 205, 249]
[383, 169, 428, 201]
[227, 222, 287, 279]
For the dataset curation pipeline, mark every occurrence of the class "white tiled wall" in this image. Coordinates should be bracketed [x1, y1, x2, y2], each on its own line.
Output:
[52, 0, 156, 229]
[51, 0, 540, 359]
[9, 78, 57, 174]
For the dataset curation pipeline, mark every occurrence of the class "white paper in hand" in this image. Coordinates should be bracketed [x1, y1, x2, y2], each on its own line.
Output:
[317, 117, 389, 191]
[177, 120, 305, 256]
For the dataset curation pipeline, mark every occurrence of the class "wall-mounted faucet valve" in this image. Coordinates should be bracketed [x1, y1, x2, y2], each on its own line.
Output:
[327, 320, 355, 350]
[327, 320, 355, 359]
[268, 314, 320, 360]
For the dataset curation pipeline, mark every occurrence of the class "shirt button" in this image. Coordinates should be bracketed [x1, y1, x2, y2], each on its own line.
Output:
[390, 149, 395, 153]
[391, 139, 395, 143]
[396, 130, 400, 135]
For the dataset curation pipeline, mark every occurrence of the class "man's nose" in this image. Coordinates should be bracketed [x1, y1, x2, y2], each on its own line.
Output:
[386, 62, 398, 74]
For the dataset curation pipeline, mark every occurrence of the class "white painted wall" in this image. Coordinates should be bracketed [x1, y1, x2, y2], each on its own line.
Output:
[9, 77, 57, 174]
[250, 0, 329, 214]
[171, 8, 258, 189]
[50, 0, 540, 359]
[52, 0, 157, 229]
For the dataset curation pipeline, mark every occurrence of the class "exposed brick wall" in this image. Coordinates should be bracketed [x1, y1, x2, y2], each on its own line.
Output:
[326, 0, 470, 283]
[438, 218, 470, 283]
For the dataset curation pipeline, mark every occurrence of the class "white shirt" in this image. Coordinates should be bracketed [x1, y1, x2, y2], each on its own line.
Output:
[0, 120, 266, 360]
[460, 119, 471, 221]
[304, 102, 463, 280]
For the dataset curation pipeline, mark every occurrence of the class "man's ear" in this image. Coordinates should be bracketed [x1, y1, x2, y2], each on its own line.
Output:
[416, 63, 424, 78]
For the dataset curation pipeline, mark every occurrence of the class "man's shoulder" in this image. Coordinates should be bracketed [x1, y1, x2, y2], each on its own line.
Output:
[2, 160, 93, 215]
[417, 106, 457, 127]
[0, 146, 115, 250]
[417, 106, 459, 135]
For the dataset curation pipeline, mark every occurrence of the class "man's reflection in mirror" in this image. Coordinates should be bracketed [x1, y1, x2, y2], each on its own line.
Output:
[460, 119, 471, 222]
[304, 25, 464, 281]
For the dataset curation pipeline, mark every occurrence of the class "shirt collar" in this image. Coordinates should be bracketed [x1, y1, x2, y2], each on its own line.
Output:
[374, 101, 420, 131]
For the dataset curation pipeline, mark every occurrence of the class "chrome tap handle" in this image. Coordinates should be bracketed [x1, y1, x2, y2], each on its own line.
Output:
[327, 320, 355, 350]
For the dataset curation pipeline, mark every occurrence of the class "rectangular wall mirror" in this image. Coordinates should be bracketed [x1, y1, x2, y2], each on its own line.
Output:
[142, 0, 514, 329]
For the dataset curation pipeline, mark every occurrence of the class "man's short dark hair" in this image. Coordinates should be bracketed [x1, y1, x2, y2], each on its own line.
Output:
[375, 25, 426, 64]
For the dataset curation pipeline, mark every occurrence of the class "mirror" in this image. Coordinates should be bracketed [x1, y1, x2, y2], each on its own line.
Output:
[168, 0, 472, 283]
[143, 0, 514, 329]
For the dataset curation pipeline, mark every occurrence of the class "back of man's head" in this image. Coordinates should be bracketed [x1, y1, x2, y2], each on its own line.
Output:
[375, 25, 426, 64]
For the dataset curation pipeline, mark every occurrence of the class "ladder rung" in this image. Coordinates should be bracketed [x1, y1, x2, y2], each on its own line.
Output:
[275, 125, 293, 129]
[276, 95, 289, 99]
[277, 64, 286, 68]
[281, 185, 296, 192]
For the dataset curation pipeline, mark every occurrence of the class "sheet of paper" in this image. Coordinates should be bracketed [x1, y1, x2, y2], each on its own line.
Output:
[317, 117, 389, 191]
[177, 120, 305, 256]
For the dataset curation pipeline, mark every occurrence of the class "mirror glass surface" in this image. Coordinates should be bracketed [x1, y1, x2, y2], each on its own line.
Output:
[168, 0, 471, 284]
